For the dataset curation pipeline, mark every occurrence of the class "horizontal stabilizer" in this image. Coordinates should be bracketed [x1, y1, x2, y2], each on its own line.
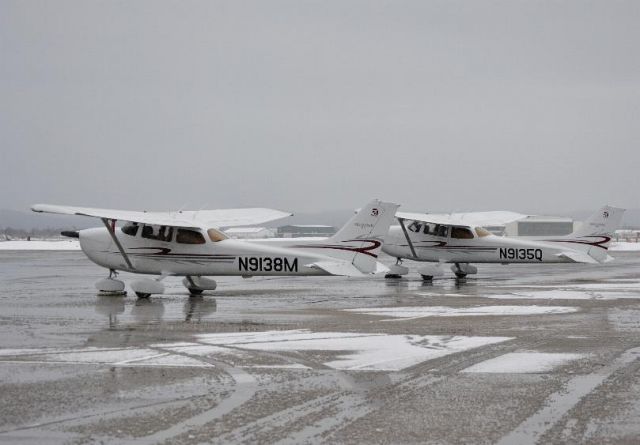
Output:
[305, 261, 366, 277]
[555, 251, 599, 264]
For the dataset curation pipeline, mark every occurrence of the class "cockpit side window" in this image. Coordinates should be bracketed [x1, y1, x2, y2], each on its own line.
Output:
[451, 226, 474, 239]
[207, 228, 228, 242]
[408, 221, 423, 233]
[176, 229, 206, 244]
[475, 227, 492, 237]
[141, 225, 174, 242]
[121, 222, 139, 237]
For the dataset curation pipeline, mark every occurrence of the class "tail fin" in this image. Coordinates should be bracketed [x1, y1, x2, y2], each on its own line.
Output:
[570, 205, 625, 239]
[308, 199, 399, 274]
[551, 205, 625, 263]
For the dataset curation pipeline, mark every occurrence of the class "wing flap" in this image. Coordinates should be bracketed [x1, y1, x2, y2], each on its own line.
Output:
[31, 204, 291, 229]
[305, 261, 366, 277]
[555, 251, 599, 264]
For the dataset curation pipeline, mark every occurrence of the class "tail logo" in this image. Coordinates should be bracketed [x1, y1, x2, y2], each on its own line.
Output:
[603, 211, 609, 218]
[371, 208, 379, 217]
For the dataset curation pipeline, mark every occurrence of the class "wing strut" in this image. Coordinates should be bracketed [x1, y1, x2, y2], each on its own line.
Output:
[101, 218, 135, 270]
[397, 217, 418, 259]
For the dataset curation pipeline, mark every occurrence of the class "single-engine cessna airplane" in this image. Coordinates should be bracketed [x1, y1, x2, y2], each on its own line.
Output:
[32, 199, 399, 297]
[382, 205, 625, 280]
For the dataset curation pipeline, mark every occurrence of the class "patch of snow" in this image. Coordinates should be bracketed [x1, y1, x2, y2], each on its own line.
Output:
[52, 348, 161, 364]
[489, 290, 640, 300]
[0, 330, 513, 372]
[125, 354, 214, 368]
[345, 305, 578, 319]
[0, 240, 80, 250]
[462, 352, 585, 373]
[196, 330, 512, 371]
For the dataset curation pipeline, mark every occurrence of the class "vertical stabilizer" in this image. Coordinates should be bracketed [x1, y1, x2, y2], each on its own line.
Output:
[323, 199, 399, 273]
[569, 205, 625, 241]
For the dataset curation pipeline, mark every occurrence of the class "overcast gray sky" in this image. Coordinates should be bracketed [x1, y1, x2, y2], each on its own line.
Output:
[1, 0, 638, 215]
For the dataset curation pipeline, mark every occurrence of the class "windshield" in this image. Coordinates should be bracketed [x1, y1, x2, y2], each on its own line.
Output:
[207, 228, 228, 242]
[475, 227, 492, 237]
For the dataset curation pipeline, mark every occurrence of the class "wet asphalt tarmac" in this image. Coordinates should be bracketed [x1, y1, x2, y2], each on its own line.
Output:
[1, 251, 640, 444]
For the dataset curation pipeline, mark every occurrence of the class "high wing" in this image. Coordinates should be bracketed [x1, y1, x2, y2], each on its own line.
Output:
[31, 204, 292, 229]
[395, 210, 526, 227]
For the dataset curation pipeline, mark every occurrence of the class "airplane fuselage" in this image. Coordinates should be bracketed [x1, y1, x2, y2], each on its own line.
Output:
[79, 228, 367, 277]
[382, 226, 593, 264]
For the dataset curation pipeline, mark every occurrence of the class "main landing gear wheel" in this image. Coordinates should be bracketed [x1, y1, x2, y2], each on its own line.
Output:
[182, 276, 217, 295]
[420, 275, 433, 281]
[451, 263, 477, 280]
[135, 292, 151, 299]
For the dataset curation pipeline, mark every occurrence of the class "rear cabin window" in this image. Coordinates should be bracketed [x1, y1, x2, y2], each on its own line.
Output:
[121, 223, 139, 237]
[176, 229, 206, 244]
[141, 225, 173, 242]
[451, 226, 474, 239]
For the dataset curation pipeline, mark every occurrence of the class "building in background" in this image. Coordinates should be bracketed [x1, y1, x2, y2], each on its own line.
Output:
[504, 215, 577, 237]
[277, 225, 336, 238]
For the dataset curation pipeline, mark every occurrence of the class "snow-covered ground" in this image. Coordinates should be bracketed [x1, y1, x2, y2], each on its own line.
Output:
[345, 305, 578, 320]
[0, 330, 513, 372]
[461, 352, 586, 373]
[0, 240, 80, 250]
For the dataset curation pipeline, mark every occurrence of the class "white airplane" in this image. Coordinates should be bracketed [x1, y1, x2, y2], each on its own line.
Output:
[32, 199, 399, 297]
[382, 205, 625, 280]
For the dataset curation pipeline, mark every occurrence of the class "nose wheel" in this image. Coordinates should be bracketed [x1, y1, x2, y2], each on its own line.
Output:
[95, 270, 126, 296]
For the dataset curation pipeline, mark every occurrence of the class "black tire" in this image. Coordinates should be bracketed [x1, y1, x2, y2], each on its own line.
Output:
[420, 275, 433, 281]
[454, 273, 467, 279]
[385, 274, 402, 279]
[135, 292, 151, 298]
[188, 288, 204, 296]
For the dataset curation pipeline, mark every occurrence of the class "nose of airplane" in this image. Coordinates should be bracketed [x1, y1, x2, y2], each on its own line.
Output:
[78, 228, 112, 261]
